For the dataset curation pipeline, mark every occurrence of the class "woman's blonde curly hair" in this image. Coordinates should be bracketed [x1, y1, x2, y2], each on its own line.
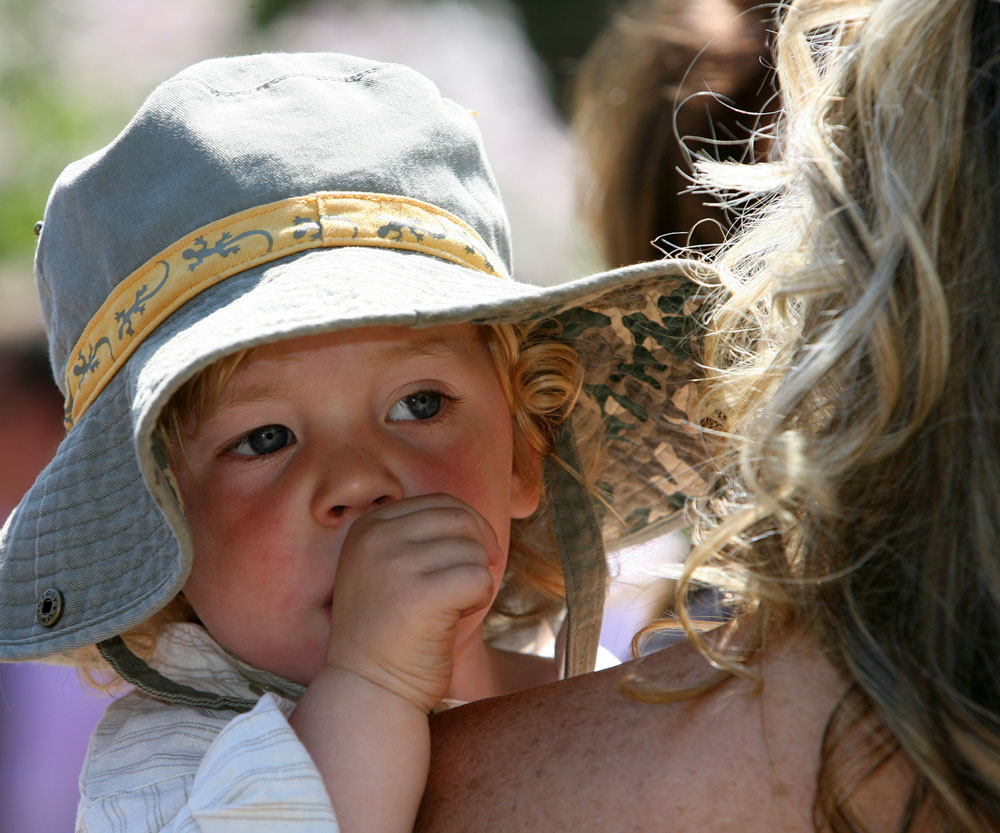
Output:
[70, 321, 596, 691]
[624, 1, 1000, 830]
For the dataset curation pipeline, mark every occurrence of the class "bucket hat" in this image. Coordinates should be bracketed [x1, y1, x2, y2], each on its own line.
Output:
[0, 52, 710, 708]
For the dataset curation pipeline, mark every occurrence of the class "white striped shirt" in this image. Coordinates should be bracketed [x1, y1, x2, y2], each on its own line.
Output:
[77, 624, 338, 832]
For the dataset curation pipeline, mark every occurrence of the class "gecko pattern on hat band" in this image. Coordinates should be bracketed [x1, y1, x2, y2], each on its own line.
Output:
[62, 191, 507, 430]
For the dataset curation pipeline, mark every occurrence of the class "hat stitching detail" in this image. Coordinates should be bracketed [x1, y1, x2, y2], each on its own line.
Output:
[177, 66, 385, 97]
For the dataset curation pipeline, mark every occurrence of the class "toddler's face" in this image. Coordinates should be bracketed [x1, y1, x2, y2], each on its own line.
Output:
[173, 324, 539, 685]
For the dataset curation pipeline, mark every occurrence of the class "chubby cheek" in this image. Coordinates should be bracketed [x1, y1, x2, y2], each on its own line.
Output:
[183, 545, 333, 684]
[179, 485, 331, 679]
[432, 441, 515, 549]
[184, 472, 300, 580]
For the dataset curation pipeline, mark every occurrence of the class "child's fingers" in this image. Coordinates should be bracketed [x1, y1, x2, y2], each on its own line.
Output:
[365, 558, 495, 629]
[326, 538, 493, 710]
[332, 504, 499, 636]
[351, 511, 495, 569]
[324, 493, 505, 710]
[333, 533, 495, 622]
[348, 493, 502, 564]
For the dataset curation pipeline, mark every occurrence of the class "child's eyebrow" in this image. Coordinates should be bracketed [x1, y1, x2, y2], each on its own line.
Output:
[194, 383, 290, 432]
[374, 336, 473, 366]
[216, 383, 287, 410]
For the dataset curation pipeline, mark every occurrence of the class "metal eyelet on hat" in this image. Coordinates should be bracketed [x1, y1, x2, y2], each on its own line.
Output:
[33, 220, 43, 236]
[36, 588, 64, 627]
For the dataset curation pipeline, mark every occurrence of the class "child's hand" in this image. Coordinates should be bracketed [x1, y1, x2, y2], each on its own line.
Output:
[290, 493, 500, 833]
[323, 493, 501, 714]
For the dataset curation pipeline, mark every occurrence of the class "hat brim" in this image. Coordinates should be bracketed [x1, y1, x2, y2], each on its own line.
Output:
[1, 247, 710, 659]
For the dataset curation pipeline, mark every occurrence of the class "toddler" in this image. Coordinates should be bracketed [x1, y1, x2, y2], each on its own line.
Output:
[0, 52, 708, 832]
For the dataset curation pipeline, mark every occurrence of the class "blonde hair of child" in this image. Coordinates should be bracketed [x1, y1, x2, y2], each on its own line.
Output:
[623, 1, 1000, 830]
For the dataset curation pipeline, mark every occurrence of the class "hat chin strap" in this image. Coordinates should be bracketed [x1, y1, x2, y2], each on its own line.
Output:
[97, 636, 256, 712]
[545, 424, 607, 679]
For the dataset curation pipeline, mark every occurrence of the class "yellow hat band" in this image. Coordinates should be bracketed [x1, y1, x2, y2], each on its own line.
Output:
[62, 191, 508, 430]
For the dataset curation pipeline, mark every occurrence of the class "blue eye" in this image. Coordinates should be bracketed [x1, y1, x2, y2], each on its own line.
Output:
[230, 424, 294, 456]
[387, 391, 445, 421]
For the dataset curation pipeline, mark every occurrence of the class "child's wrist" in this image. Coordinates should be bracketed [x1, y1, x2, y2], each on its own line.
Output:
[310, 661, 440, 716]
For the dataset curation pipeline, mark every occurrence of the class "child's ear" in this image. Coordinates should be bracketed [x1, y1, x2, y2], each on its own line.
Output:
[509, 435, 541, 519]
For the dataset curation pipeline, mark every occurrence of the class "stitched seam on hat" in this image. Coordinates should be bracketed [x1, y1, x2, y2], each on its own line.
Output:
[172, 66, 385, 97]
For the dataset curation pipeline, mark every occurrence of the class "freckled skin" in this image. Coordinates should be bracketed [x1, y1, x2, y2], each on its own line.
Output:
[418, 627, 858, 833]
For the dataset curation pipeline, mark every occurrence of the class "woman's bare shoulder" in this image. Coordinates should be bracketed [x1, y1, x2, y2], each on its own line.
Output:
[418, 627, 847, 833]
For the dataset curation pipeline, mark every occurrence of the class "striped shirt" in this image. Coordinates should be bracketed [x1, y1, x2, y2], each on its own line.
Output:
[77, 624, 339, 832]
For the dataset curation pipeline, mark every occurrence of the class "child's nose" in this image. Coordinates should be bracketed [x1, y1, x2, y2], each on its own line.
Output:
[311, 444, 404, 525]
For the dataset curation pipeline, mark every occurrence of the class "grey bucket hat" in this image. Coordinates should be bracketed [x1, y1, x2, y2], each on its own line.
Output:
[0, 52, 710, 706]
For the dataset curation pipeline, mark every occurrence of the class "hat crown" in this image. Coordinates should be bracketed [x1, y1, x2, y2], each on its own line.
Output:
[35, 52, 512, 392]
